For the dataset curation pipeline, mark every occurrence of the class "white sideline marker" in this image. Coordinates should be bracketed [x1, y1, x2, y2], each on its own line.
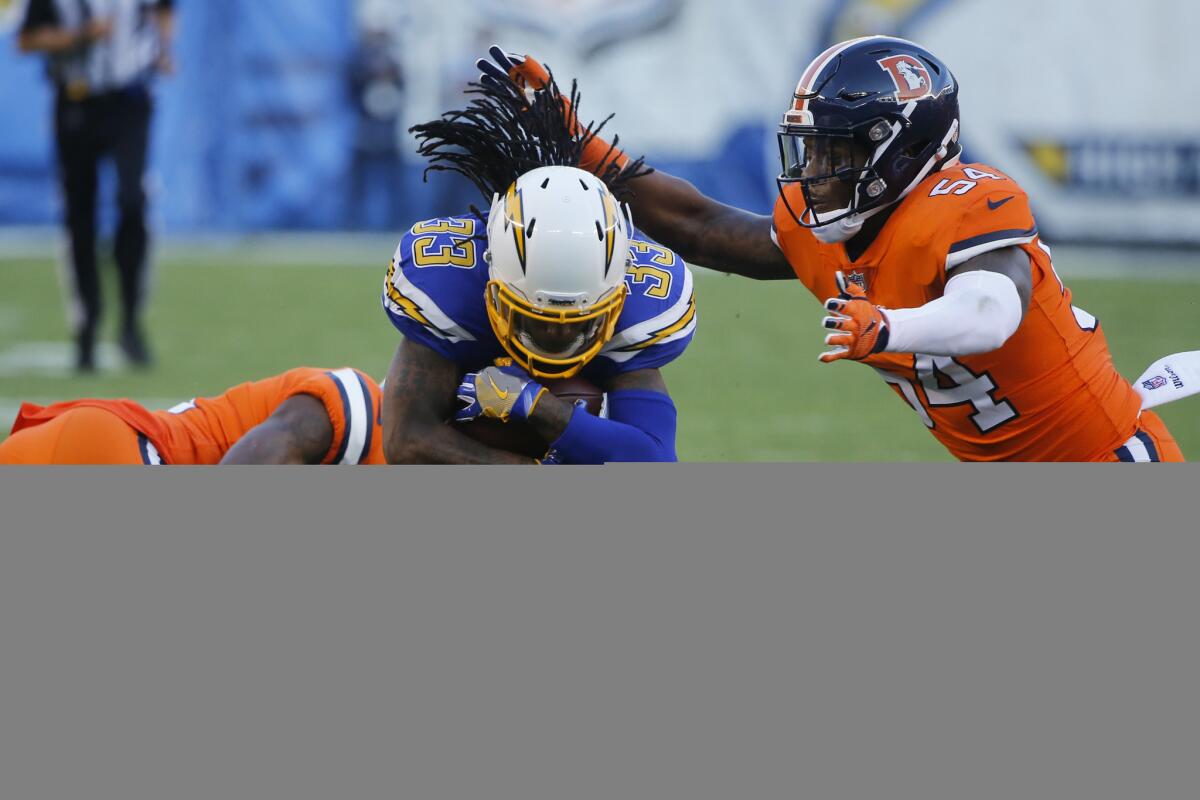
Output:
[1134, 351, 1200, 410]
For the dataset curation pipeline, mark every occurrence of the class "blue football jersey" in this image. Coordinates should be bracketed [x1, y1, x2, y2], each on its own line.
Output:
[382, 214, 697, 385]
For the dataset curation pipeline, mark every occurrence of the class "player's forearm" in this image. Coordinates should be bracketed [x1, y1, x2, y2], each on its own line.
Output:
[382, 340, 532, 463]
[154, 9, 175, 50]
[18, 27, 84, 54]
[883, 270, 1023, 356]
[628, 171, 793, 280]
[525, 393, 573, 443]
[541, 390, 677, 464]
[220, 437, 306, 464]
[155, 9, 176, 38]
[221, 398, 335, 464]
[385, 422, 533, 464]
[221, 421, 320, 463]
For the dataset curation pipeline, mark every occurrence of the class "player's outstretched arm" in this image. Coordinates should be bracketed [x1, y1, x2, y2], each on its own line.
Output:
[820, 247, 1032, 362]
[383, 338, 535, 464]
[881, 246, 1031, 355]
[219, 394, 334, 464]
[625, 171, 796, 281]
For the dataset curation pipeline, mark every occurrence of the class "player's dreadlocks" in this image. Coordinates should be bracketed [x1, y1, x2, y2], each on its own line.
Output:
[409, 72, 650, 221]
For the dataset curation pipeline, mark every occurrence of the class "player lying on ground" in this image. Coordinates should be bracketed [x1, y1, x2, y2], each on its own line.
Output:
[0, 367, 384, 465]
[381, 80, 695, 464]
[478, 38, 1186, 462]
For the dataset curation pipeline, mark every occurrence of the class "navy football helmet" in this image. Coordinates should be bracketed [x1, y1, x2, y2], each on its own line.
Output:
[777, 36, 961, 243]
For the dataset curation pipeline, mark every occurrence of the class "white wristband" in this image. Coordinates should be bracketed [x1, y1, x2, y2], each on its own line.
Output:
[882, 270, 1023, 356]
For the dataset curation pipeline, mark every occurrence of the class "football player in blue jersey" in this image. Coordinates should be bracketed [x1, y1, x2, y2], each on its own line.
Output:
[380, 78, 697, 464]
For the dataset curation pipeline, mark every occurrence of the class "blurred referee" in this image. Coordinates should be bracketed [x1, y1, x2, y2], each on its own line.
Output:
[18, 0, 175, 371]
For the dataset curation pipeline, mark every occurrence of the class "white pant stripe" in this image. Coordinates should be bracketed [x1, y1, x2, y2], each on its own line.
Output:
[1119, 434, 1152, 462]
[330, 368, 369, 465]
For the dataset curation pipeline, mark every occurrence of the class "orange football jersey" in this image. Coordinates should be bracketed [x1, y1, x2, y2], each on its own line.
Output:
[773, 162, 1161, 462]
[5, 367, 386, 465]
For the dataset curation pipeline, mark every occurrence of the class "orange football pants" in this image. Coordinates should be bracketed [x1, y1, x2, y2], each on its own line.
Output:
[0, 407, 156, 465]
[1101, 410, 1185, 462]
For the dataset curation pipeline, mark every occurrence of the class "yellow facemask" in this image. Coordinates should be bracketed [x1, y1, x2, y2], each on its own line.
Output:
[485, 280, 627, 379]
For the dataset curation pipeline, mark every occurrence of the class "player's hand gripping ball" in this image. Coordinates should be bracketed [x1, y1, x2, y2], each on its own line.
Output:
[456, 359, 547, 424]
[454, 359, 604, 459]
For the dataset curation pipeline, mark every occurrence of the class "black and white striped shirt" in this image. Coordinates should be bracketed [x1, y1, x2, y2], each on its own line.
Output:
[20, 0, 173, 95]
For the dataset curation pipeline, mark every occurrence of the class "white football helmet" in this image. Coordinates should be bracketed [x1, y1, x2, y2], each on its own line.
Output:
[485, 166, 633, 378]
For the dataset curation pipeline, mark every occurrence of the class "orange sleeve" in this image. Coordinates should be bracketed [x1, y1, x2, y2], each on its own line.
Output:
[938, 169, 1039, 279]
[771, 186, 825, 286]
[286, 368, 383, 465]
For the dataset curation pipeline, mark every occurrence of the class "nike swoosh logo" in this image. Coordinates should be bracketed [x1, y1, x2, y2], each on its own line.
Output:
[987, 196, 1015, 211]
[487, 375, 509, 399]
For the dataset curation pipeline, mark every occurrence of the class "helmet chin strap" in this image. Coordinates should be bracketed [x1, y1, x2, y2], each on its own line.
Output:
[810, 200, 891, 244]
[811, 211, 865, 244]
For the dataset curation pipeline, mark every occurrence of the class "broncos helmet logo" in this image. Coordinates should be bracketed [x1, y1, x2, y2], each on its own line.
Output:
[877, 55, 934, 102]
[896, 60, 923, 91]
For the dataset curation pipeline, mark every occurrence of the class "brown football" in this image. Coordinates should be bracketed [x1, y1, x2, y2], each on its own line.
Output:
[454, 375, 604, 459]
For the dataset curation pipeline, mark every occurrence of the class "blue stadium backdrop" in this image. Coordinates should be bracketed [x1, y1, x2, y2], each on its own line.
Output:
[2, 0, 1199, 242]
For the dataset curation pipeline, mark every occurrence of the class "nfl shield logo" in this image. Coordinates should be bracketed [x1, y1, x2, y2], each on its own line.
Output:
[1142, 375, 1168, 391]
[846, 270, 867, 291]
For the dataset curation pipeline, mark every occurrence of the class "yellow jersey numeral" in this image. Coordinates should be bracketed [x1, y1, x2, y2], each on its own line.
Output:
[627, 265, 672, 299]
[409, 218, 477, 268]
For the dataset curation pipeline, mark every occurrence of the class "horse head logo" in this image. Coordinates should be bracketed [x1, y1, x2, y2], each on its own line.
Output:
[877, 55, 933, 102]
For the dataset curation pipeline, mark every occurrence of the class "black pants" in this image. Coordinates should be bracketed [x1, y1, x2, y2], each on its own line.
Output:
[54, 87, 152, 340]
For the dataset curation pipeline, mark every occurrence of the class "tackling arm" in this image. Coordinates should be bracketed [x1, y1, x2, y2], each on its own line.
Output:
[820, 246, 1032, 362]
[477, 47, 793, 281]
[882, 246, 1031, 355]
[623, 171, 797, 281]
[383, 338, 535, 464]
[219, 394, 334, 464]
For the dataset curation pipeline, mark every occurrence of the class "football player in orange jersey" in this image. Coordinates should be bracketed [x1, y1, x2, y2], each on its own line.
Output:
[0, 367, 385, 465]
[477, 39, 1185, 462]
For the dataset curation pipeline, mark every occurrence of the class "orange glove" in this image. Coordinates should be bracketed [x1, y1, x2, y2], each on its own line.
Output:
[819, 271, 891, 363]
[476, 46, 628, 174]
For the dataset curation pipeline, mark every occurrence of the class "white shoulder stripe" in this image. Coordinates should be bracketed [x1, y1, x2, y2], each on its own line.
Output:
[604, 266, 694, 352]
[654, 314, 698, 347]
[329, 368, 369, 465]
[388, 261, 476, 343]
[945, 232, 1038, 271]
[601, 314, 697, 363]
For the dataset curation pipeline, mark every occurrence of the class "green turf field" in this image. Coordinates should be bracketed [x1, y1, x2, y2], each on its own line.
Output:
[1, 250, 1197, 460]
